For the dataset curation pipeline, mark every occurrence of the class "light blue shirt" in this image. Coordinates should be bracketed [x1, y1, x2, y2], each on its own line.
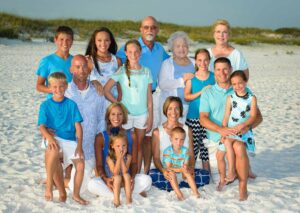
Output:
[187, 72, 215, 119]
[163, 145, 189, 169]
[36, 53, 73, 99]
[38, 97, 83, 141]
[65, 81, 105, 160]
[173, 61, 194, 105]
[116, 37, 169, 90]
[111, 66, 152, 116]
[200, 83, 234, 142]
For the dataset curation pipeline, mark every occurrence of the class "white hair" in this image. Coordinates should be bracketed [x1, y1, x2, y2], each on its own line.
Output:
[167, 31, 191, 51]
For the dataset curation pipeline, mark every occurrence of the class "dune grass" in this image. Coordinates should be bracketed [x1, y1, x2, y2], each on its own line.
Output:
[0, 13, 299, 45]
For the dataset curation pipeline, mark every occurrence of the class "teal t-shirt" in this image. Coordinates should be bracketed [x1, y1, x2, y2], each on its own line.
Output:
[111, 66, 153, 116]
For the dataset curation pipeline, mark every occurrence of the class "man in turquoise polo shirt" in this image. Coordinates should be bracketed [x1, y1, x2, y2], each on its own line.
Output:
[117, 16, 169, 174]
[200, 57, 262, 201]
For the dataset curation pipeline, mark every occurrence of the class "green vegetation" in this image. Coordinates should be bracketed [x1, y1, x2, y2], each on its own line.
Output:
[1, 13, 299, 45]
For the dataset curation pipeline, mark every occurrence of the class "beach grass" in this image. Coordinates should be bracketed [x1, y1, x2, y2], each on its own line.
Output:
[0, 13, 299, 45]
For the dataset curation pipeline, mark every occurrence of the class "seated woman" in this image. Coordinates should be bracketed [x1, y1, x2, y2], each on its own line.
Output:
[88, 103, 152, 197]
[159, 31, 195, 124]
[149, 96, 210, 191]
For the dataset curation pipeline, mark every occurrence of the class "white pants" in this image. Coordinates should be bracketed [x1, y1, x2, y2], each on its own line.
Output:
[87, 174, 152, 197]
[69, 158, 95, 193]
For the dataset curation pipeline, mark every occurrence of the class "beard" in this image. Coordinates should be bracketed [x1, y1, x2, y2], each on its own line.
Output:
[145, 34, 155, 41]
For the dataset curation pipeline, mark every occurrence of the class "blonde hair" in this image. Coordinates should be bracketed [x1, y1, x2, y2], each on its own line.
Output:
[170, 126, 186, 137]
[108, 131, 128, 161]
[105, 103, 128, 128]
[124, 39, 142, 87]
[48, 72, 67, 85]
[212, 19, 231, 35]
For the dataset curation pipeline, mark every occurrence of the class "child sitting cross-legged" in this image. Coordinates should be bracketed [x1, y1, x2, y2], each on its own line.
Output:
[162, 126, 201, 200]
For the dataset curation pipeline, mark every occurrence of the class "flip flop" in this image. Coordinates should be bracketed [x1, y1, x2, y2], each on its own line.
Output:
[225, 176, 237, 185]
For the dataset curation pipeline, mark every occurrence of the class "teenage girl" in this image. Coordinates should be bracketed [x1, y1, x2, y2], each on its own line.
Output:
[184, 49, 215, 171]
[104, 39, 153, 173]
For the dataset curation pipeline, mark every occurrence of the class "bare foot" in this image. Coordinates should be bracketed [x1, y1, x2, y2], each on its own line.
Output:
[193, 192, 201, 198]
[248, 171, 257, 179]
[139, 191, 147, 197]
[114, 201, 121, 208]
[225, 175, 237, 185]
[216, 181, 226, 191]
[59, 194, 67, 202]
[44, 189, 53, 201]
[126, 198, 132, 205]
[72, 196, 89, 205]
[239, 192, 248, 201]
[177, 195, 185, 201]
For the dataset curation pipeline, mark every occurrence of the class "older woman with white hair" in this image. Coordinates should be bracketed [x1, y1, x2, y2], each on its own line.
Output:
[158, 31, 194, 123]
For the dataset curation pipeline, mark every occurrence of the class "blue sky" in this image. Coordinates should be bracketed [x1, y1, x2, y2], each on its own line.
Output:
[1, 0, 300, 29]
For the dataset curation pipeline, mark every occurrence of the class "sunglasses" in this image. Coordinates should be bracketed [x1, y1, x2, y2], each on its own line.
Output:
[142, 25, 158, 30]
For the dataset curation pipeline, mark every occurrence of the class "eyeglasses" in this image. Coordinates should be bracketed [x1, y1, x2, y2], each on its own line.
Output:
[142, 25, 158, 30]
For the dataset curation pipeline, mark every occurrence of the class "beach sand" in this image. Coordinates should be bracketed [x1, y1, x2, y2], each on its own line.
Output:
[0, 38, 299, 212]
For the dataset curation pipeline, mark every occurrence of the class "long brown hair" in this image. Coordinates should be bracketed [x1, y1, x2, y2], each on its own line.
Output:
[124, 39, 142, 87]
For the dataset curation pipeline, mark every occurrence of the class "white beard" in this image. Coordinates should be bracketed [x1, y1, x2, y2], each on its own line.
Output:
[145, 34, 155, 41]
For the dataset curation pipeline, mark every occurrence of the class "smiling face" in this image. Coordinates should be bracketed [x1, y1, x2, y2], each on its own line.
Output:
[70, 56, 89, 83]
[195, 51, 210, 72]
[95, 31, 111, 55]
[49, 80, 67, 101]
[125, 43, 141, 65]
[109, 106, 124, 127]
[55, 33, 73, 54]
[213, 24, 230, 45]
[166, 101, 181, 121]
[172, 38, 189, 59]
[140, 17, 159, 42]
[214, 62, 232, 84]
[231, 75, 247, 96]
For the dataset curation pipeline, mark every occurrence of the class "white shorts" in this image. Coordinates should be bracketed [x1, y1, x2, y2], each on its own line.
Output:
[123, 113, 148, 130]
[41, 137, 81, 169]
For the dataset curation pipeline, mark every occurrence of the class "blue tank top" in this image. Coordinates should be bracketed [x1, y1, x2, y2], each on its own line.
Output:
[102, 130, 133, 177]
[186, 72, 215, 119]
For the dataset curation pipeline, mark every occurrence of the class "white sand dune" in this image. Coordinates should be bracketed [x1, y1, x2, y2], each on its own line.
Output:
[0, 38, 299, 212]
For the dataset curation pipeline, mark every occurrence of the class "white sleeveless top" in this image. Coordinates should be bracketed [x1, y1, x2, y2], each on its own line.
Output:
[90, 54, 119, 97]
[158, 124, 190, 160]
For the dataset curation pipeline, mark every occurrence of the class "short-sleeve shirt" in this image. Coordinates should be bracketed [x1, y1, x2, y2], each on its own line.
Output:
[208, 48, 248, 72]
[111, 66, 153, 116]
[162, 145, 189, 169]
[200, 84, 234, 142]
[38, 97, 83, 141]
[116, 37, 169, 90]
[36, 53, 73, 98]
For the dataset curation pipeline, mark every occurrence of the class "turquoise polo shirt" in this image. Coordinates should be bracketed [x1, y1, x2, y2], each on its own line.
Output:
[116, 37, 169, 90]
[199, 83, 234, 142]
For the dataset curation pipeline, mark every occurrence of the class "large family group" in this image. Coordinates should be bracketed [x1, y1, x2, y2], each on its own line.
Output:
[36, 16, 263, 207]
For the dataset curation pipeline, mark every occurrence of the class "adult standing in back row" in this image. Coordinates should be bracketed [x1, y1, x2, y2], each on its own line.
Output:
[208, 19, 249, 79]
[117, 16, 169, 174]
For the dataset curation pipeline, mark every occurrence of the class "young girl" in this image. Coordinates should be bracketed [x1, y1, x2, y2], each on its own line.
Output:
[106, 132, 132, 207]
[184, 49, 215, 171]
[85, 27, 122, 115]
[104, 39, 153, 173]
[222, 70, 257, 183]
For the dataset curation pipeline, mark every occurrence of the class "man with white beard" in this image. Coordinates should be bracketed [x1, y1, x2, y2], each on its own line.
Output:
[117, 16, 169, 174]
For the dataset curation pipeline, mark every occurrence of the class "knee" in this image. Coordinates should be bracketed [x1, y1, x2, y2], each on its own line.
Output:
[234, 142, 247, 159]
[113, 175, 122, 185]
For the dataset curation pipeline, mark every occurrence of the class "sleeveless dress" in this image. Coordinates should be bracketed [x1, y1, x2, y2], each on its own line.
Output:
[228, 92, 255, 153]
